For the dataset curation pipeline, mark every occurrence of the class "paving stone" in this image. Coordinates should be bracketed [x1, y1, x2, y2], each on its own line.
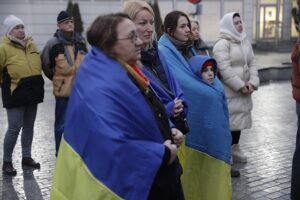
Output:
[266, 192, 285, 199]
[255, 197, 271, 200]
[250, 190, 269, 198]
[0, 78, 296, 199]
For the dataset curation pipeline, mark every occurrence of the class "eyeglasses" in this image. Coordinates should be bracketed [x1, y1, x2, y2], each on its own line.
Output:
[117, 32, 139, 43]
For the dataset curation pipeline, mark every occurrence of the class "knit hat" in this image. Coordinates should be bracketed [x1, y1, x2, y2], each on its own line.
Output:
[57, 11, 72, 24]
[202, 60, 214, 71]
[3, 15, 24, 35]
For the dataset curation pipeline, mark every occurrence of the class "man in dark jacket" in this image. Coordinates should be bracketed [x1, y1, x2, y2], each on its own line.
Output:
[41, 11, 87, 155]
[291, 34, 300, 200]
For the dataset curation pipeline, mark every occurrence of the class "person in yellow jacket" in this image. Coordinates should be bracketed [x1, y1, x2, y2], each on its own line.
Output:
[41, 11, 87, 156]
[0, 15, 44, 176]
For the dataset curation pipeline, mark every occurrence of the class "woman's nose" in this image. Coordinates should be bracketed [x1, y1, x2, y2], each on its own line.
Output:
[147, 23, 153, 32]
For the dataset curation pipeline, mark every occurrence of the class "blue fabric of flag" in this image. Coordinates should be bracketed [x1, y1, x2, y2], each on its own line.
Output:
[159, 35, 231, 164]
[62, 46, 166, 200]
[141, 50, 187, 118]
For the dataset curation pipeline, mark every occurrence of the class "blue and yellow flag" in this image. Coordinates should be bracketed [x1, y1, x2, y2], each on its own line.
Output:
[50, 47, 166, 200]
[159, 35, 232, 200]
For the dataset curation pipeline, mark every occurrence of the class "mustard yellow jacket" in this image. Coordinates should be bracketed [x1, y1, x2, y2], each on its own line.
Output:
[0, 36, 44, 108]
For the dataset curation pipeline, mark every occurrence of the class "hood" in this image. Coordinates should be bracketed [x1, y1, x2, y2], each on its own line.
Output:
[219, 12, 246, 42]
[188, 55, 218, 81]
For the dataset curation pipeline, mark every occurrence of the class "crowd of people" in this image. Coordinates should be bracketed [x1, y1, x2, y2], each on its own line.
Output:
[1, 0, 298, 199]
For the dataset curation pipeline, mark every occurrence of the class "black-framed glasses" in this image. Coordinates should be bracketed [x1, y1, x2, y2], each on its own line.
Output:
[117, 31, 139, 43]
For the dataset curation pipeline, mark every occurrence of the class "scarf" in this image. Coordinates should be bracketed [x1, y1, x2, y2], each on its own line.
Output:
[117, 59, 150, 93]
[8, 35, 27, 48]
[165, 33, 194, 60]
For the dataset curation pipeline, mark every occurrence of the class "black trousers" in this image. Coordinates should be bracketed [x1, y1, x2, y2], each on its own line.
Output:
[231, 130, 241, 145]
[148, 158, 184, 200]
[291, 128, 300, 200]
[291, 102, 300, 200]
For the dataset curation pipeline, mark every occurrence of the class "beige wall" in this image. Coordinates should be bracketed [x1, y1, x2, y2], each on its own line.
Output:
[0, 0, 294, 50]
[0, 1, 123, 50]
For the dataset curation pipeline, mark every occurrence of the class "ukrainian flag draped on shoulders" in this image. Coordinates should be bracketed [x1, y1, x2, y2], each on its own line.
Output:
[50, 47, 166, 200]
[141, 49, 187, 117]
[159, 34, 232, 200]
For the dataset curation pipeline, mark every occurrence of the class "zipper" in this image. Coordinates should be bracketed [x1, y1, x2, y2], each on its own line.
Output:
[24, 46, 33, 74]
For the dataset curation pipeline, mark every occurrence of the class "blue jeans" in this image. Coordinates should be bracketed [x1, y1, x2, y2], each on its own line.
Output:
[3, 104, 37, 162]
[54, 97, 69, 155]
[291, 101, 300, 199]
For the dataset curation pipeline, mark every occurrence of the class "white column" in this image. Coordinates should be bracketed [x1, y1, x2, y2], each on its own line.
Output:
[256, 0, 260, 40]
[173, 0, 177, 11]
[282, 0, 292, 40]
[220, 0, 224, 19]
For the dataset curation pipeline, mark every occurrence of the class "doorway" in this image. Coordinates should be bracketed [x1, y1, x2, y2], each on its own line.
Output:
[259, 5, 277, 39]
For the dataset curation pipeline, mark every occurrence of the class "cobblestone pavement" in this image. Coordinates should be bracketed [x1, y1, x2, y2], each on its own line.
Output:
[0, 80, 297, 200]
[232, 80, 296, 200]
[0, 79, 55, 200]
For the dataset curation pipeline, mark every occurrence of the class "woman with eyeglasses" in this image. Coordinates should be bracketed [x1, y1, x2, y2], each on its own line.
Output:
[50, 13, 184, 200]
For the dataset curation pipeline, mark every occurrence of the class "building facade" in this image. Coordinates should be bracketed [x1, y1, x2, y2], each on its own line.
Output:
[0, 0, 297, 50]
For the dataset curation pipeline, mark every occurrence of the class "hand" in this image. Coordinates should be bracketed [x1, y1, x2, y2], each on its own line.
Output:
[171, 128, 183, 147]
[173, 98, 184, 117]
[163, 140, 177, 165]
[246, 83, 254, 94]
[240, 85, 249, 95]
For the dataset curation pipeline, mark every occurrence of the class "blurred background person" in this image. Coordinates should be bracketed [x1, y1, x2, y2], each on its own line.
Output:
[0, 15, 44, 176]
[41, 11, 87, 156]
[190, 19, 209, 56]
[291, 29, 300, 200]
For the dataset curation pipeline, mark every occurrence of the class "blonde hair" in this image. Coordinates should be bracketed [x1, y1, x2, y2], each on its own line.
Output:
[123, 0, 156, 49]
[124, 0, 154, 20]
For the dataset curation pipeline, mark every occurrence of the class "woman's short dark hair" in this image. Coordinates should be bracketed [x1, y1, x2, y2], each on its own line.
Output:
[87, 13, 130, 56]
[163, 11, 191, 36]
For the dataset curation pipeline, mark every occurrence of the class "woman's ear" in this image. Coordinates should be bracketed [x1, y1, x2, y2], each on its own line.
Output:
[167, 28, 172, 35]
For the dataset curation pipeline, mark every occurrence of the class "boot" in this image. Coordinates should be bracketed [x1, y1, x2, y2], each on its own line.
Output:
[232, 144, 247, 163]
[231, 166, 240, 177]
[22, 157, 40, 169]
[2, 161, 17, 176]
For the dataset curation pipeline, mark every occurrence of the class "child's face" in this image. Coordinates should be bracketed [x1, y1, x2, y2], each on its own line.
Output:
[201, 65, 214, 84]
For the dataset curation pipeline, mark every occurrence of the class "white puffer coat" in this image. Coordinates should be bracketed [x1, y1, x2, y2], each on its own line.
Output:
[213, 12, 259, 131]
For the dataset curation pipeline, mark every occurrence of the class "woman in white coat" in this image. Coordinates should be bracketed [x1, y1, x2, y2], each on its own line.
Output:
[213, 12, 259, 166]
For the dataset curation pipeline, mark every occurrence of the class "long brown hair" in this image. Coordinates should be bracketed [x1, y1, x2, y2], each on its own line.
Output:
[163, 10, 191, 36]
